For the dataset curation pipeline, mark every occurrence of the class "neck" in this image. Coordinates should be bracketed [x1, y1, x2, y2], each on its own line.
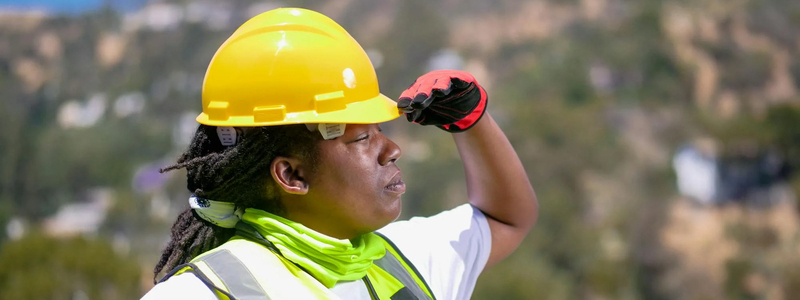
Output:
[282, 211, 360, 240]
[280, 194, 365, 240]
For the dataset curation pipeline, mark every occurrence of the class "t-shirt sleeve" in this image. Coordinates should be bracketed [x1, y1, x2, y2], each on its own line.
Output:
[141, 273, 218, 300]
[377, 203, 492, 300]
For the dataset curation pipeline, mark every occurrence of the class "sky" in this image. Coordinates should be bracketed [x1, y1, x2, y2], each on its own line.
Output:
[0, 0, 148, 14]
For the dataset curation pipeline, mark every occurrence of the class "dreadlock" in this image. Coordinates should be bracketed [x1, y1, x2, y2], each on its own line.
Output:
[153, 124, 320, 282]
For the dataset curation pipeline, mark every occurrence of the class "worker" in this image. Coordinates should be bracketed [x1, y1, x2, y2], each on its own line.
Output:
[142, 7, 537, 300]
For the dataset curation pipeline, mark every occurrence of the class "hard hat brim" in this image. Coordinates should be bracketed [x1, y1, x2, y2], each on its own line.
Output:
[196, 93, 402, 127]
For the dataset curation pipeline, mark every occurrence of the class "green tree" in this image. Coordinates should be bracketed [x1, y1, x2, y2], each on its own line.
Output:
[0, 233, 141, 300]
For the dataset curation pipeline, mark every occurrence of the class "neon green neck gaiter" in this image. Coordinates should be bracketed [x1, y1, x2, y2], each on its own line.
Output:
[241, 208, 386, 288]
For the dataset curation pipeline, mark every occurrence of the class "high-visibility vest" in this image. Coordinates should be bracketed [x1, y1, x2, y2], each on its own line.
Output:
[160, 222, 436, 300]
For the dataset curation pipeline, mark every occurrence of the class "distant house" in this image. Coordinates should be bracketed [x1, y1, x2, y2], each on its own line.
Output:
[673, 145, 719, 205]
[42, 188, 113, 237]
[122, 1, 249, 32]
[673, 142, 791, 206]
[122, 1, 184, 32]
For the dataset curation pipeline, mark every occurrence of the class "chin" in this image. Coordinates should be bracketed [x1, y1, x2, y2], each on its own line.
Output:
[364, 205, 402, 233]
[387, 205, 402, 223]
[382, 201, 404, 226]
[387, 196, 403, 220]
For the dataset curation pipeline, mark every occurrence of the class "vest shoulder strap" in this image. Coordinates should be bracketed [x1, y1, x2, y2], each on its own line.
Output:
[200, 239, 337, 300]
[158, 262, 238, 300]
[160, 239, 332, 300]
[373, 232, 437, 300]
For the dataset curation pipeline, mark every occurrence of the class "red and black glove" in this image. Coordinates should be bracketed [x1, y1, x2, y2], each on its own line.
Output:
[397, 70, 488, 133]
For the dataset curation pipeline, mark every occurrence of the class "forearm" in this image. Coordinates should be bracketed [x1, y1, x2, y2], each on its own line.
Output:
[396, 69, 536, 267]
[453, 114, 538, 233]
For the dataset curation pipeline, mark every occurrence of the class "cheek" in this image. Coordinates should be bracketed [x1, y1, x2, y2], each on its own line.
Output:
[317, 155, 375, 196]
[331, 149, 375, 179]
[341, 164, 381, 198]
[312, 143, 385, 203]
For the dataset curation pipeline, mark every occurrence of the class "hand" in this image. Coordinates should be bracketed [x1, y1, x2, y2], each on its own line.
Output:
[397, 70, 488, 133]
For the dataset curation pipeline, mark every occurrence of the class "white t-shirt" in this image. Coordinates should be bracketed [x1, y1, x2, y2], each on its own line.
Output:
[142, 204, 492, 300]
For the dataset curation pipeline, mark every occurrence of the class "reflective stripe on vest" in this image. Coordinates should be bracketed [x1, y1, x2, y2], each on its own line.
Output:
[373, 251, 429, 300]
[199, 249, 269, 300]
[164, 235, 436, 300]
[374, 232, 435, 300]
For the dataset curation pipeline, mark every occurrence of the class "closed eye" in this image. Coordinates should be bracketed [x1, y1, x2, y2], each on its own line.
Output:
[355, 134, 369, 142]
[347, 133, 369, 144]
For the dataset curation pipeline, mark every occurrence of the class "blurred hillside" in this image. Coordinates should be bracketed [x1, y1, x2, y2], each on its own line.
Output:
[1, 0, 800, 299]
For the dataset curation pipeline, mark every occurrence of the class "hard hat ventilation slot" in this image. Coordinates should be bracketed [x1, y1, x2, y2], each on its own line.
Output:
[314, 91, 346, 113]
[253, 105, 287, 123]
[207, 101, 230, 121]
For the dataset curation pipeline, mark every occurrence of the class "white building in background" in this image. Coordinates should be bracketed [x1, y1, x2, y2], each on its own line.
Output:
[5, 217, 27, 240]
[427, 48, 464, 71]
[123, 0, 275, 32]
[113, 91, 146, 117]
[123, 1, 184, 32]
[589, 62, 614, 91]
[42, 188, 113, 237]
[56, 93, 107, 128]
[673, 144, 720, 205]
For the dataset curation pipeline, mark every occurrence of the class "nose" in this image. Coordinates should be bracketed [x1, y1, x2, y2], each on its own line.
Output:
[378, 133, 401, 166]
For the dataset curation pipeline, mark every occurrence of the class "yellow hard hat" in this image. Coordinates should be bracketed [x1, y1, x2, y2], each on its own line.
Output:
[196, 8, 400, 127]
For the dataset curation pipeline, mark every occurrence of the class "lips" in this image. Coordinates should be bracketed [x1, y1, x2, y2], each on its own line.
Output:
[384, 172, 406, 195]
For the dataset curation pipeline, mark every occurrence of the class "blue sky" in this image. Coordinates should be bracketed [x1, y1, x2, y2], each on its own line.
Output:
[0, 0, 147, 14]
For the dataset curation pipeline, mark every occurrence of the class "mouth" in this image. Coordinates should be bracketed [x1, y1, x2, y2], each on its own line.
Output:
[384, 172, 406, 195]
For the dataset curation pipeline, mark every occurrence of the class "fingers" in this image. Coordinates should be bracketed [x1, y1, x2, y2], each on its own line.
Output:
[411, 92, 434, 110]
[405, 76, 435, 109]
[397, 84, 433, 112]
[398, 71, 478, 121]
[399, 75, 439, 111]
[410, 74, 457, 107]
[431, 76, 452, 94]
[404, 108, 424, 123]
[398, 81, 418, 101]
[398, 83, 435, 122]
[397, 97, 414, 113]
[414, 76, 437, 97]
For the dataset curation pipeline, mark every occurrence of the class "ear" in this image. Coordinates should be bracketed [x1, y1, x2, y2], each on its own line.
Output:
[271, 156, 310, 195]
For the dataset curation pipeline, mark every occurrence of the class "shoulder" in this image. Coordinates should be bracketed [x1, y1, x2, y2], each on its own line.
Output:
[379, 203, 491, 243]
[377, 204, 492, 300]
[141, 239, 260, 300]
[141, 273, 217, 300]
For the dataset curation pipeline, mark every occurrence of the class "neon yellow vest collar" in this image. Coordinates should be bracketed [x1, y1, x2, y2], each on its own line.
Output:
[240, 208, 386, 288]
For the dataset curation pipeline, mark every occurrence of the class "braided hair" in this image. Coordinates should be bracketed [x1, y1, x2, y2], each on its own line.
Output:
[153, 124, 320, 281]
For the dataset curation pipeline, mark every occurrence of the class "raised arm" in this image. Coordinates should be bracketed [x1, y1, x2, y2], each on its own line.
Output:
[397, 70, 538, 268]
[453, 114, 537, 267]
